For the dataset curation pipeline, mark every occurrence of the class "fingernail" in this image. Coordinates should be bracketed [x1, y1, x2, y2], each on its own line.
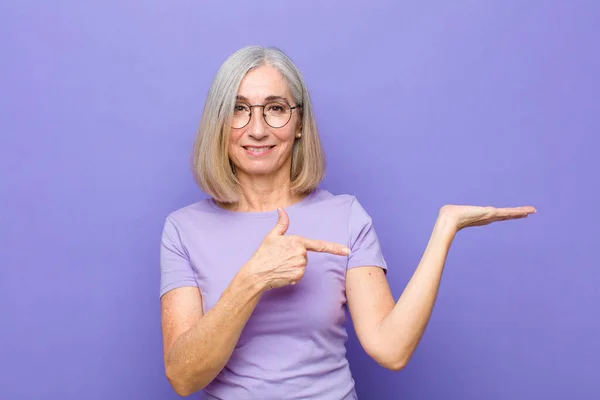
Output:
[344, 247, 351, 255]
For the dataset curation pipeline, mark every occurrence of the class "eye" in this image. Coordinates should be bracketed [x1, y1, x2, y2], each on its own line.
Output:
[234, 103, 250, 114]
[265, 102, 288, 114]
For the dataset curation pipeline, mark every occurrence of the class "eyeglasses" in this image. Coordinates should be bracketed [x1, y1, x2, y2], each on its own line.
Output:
[232, 101, 302, 129]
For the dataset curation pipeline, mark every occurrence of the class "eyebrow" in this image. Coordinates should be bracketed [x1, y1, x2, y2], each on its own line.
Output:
[236, 95, 291, 103]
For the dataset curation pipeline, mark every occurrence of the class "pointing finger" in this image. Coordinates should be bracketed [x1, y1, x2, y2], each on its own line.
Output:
[302, 238, 351, 256]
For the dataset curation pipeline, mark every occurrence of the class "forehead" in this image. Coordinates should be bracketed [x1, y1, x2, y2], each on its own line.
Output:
[237, 65, 292, 101]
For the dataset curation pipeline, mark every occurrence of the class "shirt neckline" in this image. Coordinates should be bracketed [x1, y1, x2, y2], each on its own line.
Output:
[207, 188, 322, 219]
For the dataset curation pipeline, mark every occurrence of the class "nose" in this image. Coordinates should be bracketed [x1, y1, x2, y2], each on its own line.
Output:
[247, 108, 268, 140]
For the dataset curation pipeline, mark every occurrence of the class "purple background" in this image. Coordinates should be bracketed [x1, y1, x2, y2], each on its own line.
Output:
[2, 1, 598, 399]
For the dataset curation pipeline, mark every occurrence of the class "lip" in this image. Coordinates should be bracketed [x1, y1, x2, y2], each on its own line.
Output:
[242, 145, 276, 157]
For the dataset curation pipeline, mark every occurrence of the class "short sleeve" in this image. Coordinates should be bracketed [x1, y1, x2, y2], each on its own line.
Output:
[159, 217, 199, 298]
[347, 197, 388, 272]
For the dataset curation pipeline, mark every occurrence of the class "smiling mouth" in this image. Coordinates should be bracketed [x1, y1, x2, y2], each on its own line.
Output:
[242, 145, 276, 156]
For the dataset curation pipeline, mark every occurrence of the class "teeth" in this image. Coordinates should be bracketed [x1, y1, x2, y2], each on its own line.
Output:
[246, 147, 271, 154]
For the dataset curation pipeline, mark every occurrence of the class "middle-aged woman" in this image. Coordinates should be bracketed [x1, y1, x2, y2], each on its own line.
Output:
[159, 45, 536, 399]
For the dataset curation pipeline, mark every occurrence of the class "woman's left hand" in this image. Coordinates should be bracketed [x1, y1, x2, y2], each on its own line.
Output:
[439, 204, 537, 232]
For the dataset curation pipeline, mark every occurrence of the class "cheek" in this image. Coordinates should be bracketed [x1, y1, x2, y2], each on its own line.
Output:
[228, 130, 242, 145]
[227, 131, 243, 154]
[274, 127, 298, 145]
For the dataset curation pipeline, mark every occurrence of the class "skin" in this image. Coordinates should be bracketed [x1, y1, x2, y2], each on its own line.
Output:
[160, 64, 537, 395]
[223, 64, 304, 212]
[345, 204, 535, 370]
[161, 65, 349, 396]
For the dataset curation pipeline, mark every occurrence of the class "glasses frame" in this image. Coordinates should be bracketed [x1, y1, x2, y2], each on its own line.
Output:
[232, 101, 302, 129]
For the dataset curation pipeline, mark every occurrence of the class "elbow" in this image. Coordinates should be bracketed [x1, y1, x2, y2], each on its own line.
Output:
[172, 386, 194, 398]
[381, 357, 409, 372]
[372, 338, 417, 372]
[173, 385, 195, 398]
[165, 365, 204, 397]
[166, 374, 194, 397]
[368, 347, 411, 372]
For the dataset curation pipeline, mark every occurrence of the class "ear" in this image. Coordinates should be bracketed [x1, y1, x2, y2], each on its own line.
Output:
[295, 112, 303, 138]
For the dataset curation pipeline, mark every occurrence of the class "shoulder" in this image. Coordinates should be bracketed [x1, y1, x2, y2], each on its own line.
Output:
[308, 188, 368, 216]
[308, 188, 358, 208]
[167, 197, 222, 219]
[300, 188, 375, 232]
[312, 188, 379, 227]
[162, 197, 222, 233]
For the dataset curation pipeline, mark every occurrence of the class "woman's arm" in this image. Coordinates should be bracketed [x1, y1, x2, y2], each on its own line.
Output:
[347, 205, 535, 370]
[161, 269, 263, 396]
[161, 208, 349, 395]
[346, 214, 454, 370]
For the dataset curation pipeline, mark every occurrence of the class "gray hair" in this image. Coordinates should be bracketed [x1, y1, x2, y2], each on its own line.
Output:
[191, 46, 325, 203]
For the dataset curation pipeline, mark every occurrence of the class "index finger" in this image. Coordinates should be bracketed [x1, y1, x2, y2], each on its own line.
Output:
[301, 238, 351, 256]
[497, 206, 537, 218]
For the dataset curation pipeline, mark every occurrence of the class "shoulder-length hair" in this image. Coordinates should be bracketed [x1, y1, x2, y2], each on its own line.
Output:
[191, 46, 325, 204]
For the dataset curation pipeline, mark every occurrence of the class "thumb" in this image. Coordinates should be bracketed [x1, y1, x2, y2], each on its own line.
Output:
[270, 207, 289, 236]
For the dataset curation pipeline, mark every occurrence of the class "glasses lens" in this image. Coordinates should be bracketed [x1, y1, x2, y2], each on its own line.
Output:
[264, 102, 291, 128]
[232, 103, 250, 128]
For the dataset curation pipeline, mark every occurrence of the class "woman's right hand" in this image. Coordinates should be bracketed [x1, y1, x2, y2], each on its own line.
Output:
[243, 207, 351, 291]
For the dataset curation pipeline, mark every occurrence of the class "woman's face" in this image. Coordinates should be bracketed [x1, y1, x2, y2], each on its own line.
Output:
[228, 65, 301, 180]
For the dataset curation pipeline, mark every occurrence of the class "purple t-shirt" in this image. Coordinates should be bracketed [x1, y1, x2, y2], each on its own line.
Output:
[159, 188, 387, 399]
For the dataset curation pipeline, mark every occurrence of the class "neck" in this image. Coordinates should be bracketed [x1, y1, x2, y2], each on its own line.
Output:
[225, 169, 302, 212]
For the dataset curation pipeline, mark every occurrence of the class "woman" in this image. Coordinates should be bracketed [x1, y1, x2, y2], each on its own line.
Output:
[159, 46, 536, 399]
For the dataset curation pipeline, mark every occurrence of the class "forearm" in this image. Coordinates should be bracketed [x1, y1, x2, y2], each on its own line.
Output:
[377, 214, 457, 369]
[165, 269, 264, 395]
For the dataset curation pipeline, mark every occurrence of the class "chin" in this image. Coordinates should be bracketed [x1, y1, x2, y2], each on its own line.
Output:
[231, 158, 268, 173]
[230, 152, 291, 178]
[240, 166, 278, 176]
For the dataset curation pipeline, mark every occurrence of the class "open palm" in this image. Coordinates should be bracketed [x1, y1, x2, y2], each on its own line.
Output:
[440, 204, 537, 231]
